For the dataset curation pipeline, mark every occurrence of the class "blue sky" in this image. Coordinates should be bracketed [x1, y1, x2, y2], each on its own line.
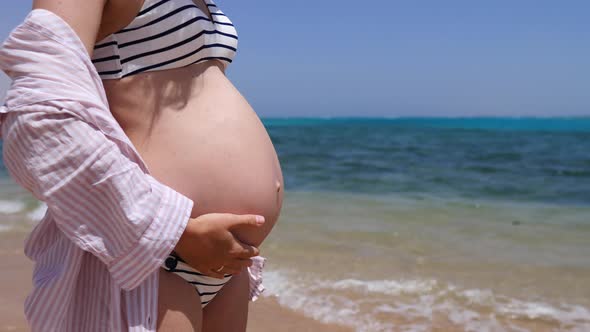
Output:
[1, 0, 589, 117]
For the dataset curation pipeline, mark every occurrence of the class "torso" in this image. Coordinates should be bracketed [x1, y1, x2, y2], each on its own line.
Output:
[97, 0, 283, 246]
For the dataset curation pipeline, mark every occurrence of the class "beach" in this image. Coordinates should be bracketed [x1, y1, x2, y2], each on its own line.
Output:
[1, 118, 590, 331]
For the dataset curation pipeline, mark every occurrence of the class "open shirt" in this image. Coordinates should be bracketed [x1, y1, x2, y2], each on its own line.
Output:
[0, 9, 197, 331]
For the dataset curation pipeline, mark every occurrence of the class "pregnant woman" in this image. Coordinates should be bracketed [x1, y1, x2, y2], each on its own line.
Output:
[95, 0, 284, 329]
[0, 0, 283, 331]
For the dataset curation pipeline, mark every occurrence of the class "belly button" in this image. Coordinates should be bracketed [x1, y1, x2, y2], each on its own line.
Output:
[275, 180, 281, 192]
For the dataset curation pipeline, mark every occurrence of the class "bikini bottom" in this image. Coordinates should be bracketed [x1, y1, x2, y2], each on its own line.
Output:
[162, 251, 265, 307]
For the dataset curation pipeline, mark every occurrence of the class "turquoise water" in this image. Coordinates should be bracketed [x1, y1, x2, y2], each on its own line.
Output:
[1, 117, 590, 331]
[264, 117, 590, 206]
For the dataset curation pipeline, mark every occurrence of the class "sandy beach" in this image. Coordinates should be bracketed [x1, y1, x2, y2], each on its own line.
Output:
[0, 231, 350, 332]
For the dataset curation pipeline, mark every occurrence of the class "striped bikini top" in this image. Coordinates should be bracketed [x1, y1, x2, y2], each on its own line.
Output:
[91, 0, 238, 79]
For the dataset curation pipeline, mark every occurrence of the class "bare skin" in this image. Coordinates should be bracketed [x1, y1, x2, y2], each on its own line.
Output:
[108, 45, 284, 332]
[31, 0, 284, 331]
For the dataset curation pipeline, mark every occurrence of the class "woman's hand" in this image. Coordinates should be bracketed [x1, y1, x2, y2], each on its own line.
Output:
[173, 213, 265, 278]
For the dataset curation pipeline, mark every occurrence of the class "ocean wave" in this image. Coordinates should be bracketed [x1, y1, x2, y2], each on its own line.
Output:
[263, 270, 396, 331]
[262, 270, 590, 332]
[26, 203, 47, 222]
[330, 278, 438, 296]
[0, 201, 47, 232]
[0, 200, 25, 214]
[0, 224, 13, 233]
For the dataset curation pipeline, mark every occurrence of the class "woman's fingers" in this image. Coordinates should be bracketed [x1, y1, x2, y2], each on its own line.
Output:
[192, 261, 233, 279]
[230, 240, 260, 258]
[219, 266, 241, 274]
[228, 258, 253, 270]
[175, 213, 264, 279]
[205, 268, 227, 279]
[224, 214, 265, 230]
[239, 258, 254, 268]
[217, 259, 252, 275]
[190, 262, 226, 279]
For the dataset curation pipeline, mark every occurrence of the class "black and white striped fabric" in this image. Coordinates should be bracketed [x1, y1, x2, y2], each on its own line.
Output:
[92, 0, 238, 79]
[162, 252, 233, 307]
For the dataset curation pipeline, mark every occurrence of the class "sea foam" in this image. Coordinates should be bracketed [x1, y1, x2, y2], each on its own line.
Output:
[0, 200, 25, 214]
[262, 269, 590, 332]
[26, 203, 47, 222]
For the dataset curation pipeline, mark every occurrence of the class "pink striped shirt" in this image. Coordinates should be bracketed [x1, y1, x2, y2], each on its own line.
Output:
[0, 9, 203, 331]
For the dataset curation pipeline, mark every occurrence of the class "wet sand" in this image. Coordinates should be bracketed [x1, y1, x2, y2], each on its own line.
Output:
[0, 232, 350, 332]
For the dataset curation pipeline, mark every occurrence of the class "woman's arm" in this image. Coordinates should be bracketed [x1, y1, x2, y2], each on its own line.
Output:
[2, 109, 195, 290]
[32, 0, 107, 56]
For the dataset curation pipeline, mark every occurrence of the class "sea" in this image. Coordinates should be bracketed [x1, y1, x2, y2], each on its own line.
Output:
[1, 117, 589, 331]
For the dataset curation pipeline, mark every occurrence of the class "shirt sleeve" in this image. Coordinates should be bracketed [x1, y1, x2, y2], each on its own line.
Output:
[1, 106, 194, 291]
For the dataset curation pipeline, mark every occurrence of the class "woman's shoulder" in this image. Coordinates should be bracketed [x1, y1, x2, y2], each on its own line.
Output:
[31, 0, 144, 57]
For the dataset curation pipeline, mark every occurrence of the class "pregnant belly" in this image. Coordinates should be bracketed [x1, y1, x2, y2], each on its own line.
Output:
[105, 64, 283, 246]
